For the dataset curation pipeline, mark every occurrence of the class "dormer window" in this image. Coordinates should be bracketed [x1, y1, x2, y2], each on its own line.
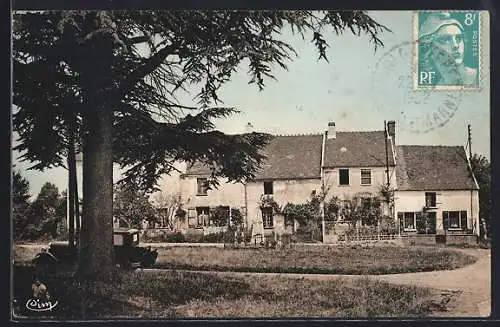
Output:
[425, 192, 436, 208]
[264, 181, 273, 195]
[197, 178, 208, 196]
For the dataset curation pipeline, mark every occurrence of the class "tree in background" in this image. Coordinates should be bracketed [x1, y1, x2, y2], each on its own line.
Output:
[470, 153, 491, 238]
[13, 10, 388, 279]
[339, 194, 383, 238]
[113, 184, 156, 229]
[152, 191, 182, 229]
[22, 182, 66, 240]
[12, 170, 32, 240]
[281, 193, 340, 242]
[210, 206, 231, 227]
[230, 208, 244, 226]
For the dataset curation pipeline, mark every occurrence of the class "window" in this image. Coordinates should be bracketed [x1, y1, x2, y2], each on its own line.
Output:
[399, 212, 438, 234]
[425, 192, 437, 207]
[196, 207, 210, 228]
[403, 212, 416, 231]
[197, 178, 208, 196]
[264, 181, 273, 195]
[360, 169, 371, 185]
[339, 169, 349, 185]
[443, 211, 468, 230]
[262, 207, 273, 228]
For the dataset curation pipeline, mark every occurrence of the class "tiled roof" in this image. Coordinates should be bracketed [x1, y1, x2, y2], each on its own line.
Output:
[395, 145, 478, 191]
[323, 131, 395, 168]
[185, 134, 323, 180]
[255, 134, 323, 180]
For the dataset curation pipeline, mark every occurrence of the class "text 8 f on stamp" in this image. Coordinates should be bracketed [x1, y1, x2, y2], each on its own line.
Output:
[413, 11, 481, 90]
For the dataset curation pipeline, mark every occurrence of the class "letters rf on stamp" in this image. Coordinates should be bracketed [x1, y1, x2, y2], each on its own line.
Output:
[413, 11, 481, 90]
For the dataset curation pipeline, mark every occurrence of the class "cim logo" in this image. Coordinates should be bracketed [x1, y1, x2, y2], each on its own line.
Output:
[25, 279, 59, 313]
[25, 297, 58, 312]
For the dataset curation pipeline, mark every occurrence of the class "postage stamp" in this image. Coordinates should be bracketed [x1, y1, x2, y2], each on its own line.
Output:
[413, 11, 481, 90]
[372, 41, 463, 134]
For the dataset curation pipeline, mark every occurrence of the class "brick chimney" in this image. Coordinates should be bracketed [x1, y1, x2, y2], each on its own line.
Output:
[387, 121, 396, 145]
[327, 122, 336, 139]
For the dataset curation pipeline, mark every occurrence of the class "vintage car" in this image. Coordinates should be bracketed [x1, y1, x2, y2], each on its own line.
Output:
[39, 228, 158, 269]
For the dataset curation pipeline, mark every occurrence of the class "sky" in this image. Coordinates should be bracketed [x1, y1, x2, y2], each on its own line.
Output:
[12, 10, 490, 199]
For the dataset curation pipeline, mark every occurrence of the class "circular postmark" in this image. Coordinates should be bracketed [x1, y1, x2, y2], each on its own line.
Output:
[372, 41, 463, 134]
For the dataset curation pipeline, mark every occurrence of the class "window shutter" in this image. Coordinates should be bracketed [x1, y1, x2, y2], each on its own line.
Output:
[443, 211, 449, 230]
[460, 211, 468, 231]
[188, 209, 196, 227]
[397, 212, 404, 231]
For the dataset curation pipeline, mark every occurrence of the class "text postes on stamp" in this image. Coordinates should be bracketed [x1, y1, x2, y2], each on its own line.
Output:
[413, 11, 481, 90]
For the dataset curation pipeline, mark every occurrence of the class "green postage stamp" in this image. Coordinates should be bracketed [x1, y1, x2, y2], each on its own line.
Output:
[413, 11, 481, 90]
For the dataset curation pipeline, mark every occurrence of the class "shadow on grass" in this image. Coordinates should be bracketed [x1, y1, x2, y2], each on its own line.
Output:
[12, 265, 251, 319]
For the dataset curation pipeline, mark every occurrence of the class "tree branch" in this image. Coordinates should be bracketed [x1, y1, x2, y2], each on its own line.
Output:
[115, 42, 180, 103]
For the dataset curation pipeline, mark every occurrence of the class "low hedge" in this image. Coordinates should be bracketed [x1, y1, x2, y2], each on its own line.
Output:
[142, 227, 253, 244]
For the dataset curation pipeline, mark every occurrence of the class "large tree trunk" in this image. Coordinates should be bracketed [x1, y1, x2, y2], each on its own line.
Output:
[67, 115, 77, 250]
[67, 146, 75, 249]
[78, 107, 114, 280]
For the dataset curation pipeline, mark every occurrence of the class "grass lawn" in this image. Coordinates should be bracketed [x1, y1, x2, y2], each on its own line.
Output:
[12, 265, 454, 319]
[153, 245, 477, 275]
[13, 243, 477, 275]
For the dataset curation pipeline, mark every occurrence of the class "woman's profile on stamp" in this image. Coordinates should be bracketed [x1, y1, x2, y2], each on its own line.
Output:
[418, 12, 478, 87]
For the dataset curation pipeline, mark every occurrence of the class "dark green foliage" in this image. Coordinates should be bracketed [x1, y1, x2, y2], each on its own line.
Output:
[165, 232, 186, 243]
[340, 195, 383, 229]
[281, 194, 340, 241]
[210, 205, 230, 227]
[16, 181, 67, 241]
[13, 10, 388, 192]
[470, 153, 490, 238]
[230, 208, 244, 226]
[12, 170, 32, 240]
[378, 215, 398, 235]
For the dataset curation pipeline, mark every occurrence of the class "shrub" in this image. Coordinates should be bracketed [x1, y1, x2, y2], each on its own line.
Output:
[164, 232, 186, 243]
[230, 208, 244, 226]
[184, 232, 203, 243]
[379, 215, 397, 234]
[223, 226, 237, 244]
[200, 232, 225, 243]
[142, 232, 167, 243]
[210, 206, 230, 227]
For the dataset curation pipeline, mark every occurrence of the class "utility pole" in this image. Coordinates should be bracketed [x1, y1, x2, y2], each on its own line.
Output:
[384, 121, 390, 189]
[468, 124, 473, 235]
[468, 124, 472, 160]
[67, 112, 80, 251]
[383, 121, 391, 239]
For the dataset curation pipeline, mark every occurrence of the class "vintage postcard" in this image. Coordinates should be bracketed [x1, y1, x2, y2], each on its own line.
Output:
[11, 9, 491, 321]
